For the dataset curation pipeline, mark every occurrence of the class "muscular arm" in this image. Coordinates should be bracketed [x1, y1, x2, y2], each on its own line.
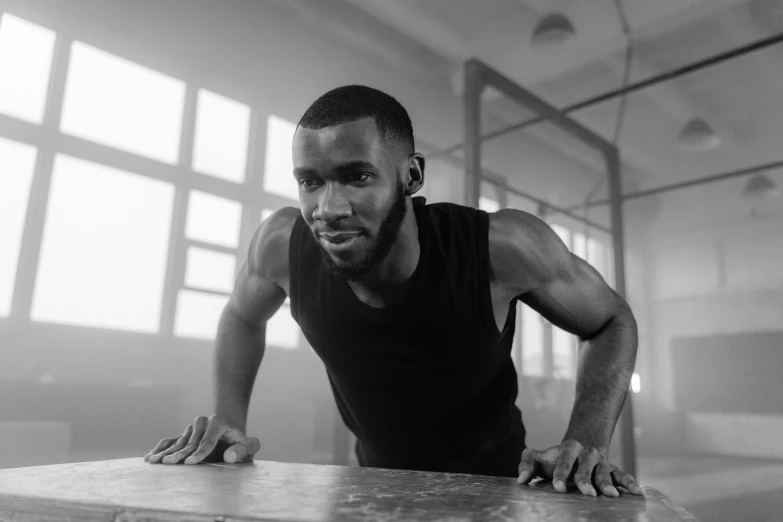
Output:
[213, 207, 299, 432]
[489, 209, 638, 453]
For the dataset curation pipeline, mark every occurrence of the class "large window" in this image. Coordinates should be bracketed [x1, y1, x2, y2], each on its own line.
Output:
[31, 155, 174, 332]
[0, 138, 37, 316]
[192, 89, 250, 183]
[60, 42, 185, 163]
[0, 13, 55, 124]
[263, 115, 298, 201]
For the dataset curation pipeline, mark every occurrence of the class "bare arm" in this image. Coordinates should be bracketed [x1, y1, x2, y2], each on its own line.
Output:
[214, 207, 299, 431]
[489, 209, 642, 497]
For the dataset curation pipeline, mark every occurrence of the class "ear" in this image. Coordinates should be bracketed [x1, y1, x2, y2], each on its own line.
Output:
[405, 153, 425, 196]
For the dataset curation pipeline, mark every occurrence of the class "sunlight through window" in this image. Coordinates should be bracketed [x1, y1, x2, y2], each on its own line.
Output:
[263, 115, 298, 201]
[478, 197, 500, 213]
[184, 247, 236, 294]
[521, 304, 544, 377]
[174, 290, 228, 340]
[192, 89, 250, 183]
[60, 42, 185, 163]
[0, 138, 37, 316]
[31, 155, 174, 332]
[266, 303, 300, 350]
[0, 14, 55, 124]
[185, 191, 242, 249]
[552, 326, 576, 380]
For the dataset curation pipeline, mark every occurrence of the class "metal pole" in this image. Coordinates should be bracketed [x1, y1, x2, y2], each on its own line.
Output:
[464, 61, 483, 207]
[432, 32, 783, 161]
[606, 148, 637, 478]
[565, 158, 783, 211]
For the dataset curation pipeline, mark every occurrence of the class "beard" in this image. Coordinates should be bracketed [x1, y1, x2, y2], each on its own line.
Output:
[312, 180, 408, 282]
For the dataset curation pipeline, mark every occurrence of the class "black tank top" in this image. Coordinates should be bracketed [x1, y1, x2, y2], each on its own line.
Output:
[289, 197, 526, 477]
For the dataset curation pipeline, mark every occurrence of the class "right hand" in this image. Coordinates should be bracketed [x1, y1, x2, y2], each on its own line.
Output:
[144, 414, 260, 465]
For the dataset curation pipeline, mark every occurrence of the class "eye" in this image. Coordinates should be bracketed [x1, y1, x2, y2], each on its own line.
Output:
[298, 178, 321, 189]
[347, 173, 370, 183]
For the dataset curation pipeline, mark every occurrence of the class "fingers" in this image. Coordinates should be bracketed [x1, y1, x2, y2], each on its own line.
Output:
[551, 441, 581, 493]
[612, 469, 646, 496]
[573, 447, 601, 497]
[517, 448, 541, 485]
[162, 417, 209, 464]
[148, 425, 194, 464]
[144, 437, 177, 461]
[595, 462, 619, 497]
[224, 436, 260, 463]
[184, 416, 227, 465]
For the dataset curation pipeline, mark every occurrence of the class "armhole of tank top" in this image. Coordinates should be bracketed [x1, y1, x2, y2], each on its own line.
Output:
[288, 215, 305, 322]
[475, 209, 505, 341]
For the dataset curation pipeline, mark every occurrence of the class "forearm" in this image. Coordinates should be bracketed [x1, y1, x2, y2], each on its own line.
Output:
[212, 307, 266, 432]
[563, 306, 638, 453]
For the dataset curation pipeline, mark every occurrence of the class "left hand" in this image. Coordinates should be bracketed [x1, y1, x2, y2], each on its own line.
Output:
[516, 440, 645, 497]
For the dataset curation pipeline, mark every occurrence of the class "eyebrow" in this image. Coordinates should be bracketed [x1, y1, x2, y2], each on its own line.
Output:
[294, 160, 378, 178]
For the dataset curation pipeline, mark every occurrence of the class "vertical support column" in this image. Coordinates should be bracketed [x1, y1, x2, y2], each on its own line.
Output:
[606, 148, 637, 478]
[463, 61, 483, 208]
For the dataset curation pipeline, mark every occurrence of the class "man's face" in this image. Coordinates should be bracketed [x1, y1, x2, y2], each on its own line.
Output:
[292, 117, 408, 281]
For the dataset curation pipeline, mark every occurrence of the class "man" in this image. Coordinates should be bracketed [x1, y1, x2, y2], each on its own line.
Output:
[145, 85, 644, 498]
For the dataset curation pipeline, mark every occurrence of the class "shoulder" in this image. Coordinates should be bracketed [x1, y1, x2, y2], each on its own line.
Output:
[487, 208, 572, 293]
[247, 207, 300, 284]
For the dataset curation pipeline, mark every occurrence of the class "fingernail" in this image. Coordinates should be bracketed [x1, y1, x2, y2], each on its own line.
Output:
[226, 451, 236, 463]
[554, 480, 565, 491]
[184, 456, 196, 465]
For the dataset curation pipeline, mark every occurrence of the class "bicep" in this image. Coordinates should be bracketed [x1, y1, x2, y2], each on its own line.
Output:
[226, 261, 286, 330]
[519, 254, 623, 339]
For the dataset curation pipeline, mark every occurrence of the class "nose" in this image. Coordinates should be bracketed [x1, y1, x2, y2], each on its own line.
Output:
[312, 182, 352, 223]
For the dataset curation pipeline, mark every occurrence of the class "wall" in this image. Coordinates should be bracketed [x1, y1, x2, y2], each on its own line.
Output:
[0, 0, 468, 467]
[637, 194, 783, 459]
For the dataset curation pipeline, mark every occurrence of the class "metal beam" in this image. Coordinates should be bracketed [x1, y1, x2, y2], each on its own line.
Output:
[433, 32, 783, 160]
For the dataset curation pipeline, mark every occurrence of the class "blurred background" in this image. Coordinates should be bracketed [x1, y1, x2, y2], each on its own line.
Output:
[1, 0, 782, 520]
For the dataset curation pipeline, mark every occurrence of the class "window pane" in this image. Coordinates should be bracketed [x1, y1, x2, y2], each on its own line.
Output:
[0, 138, 37, 316]
[521, 305, 544, 377]
[587, 237, 607, 279]
[184, 247, 236, 294]
[60, 42, 185, 163]
[185, 191, 241, 248]
[573, 232, 587, 260]
[550, 224, 571, 249]
[174, 289, 227, 340]
[478, 197, 500, 213]
[263, 115, 298, 201]
[266, 304, 300, 350]
[0, 14, 55, 124]
[31, 155, 174, 331]
[261, 208, 274, 222]
[553, 326, 575, 380]
[192, 89, 250, 182]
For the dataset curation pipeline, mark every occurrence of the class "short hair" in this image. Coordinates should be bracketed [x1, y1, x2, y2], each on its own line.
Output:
[297, 85, 414, 154]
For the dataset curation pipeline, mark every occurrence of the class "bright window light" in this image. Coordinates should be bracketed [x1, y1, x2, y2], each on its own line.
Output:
[192, 89, 250, 183]
[631, 372, 641, 393]
[0, 14, 55, 124]
[261, 208, 274, 222]
[479, 197, 500, 213]
[184, 247, 236, 294]
[552, 326, 576, 379]
[60, 42, 185, 163]
[31, 155, 174, 332]
[0, 138, 37, 316]
[587, 237, 608, 279]
[521, 304, 544, 377]
[266, 304, 300, 350]
[550, 224, 571, 249]
[185, 191, 242, 249]
[573, 232, 587, 260]
[263, 115, 298, 201]
[174, 289, 228, 340]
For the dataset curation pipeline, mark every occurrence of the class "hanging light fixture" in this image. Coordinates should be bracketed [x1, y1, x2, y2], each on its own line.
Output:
[677, 118, 721, 152]
[531, 12, 576, 47]
[742, 173, 780, 200]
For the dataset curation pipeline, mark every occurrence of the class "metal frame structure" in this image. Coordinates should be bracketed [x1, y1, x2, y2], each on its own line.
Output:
[463, 58, 637, 476]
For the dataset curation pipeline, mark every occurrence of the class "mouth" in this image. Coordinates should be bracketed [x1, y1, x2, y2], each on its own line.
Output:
[319, 232, 362, 252]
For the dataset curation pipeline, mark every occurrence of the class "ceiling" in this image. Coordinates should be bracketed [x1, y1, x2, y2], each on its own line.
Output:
[259, 0, 783, 226]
